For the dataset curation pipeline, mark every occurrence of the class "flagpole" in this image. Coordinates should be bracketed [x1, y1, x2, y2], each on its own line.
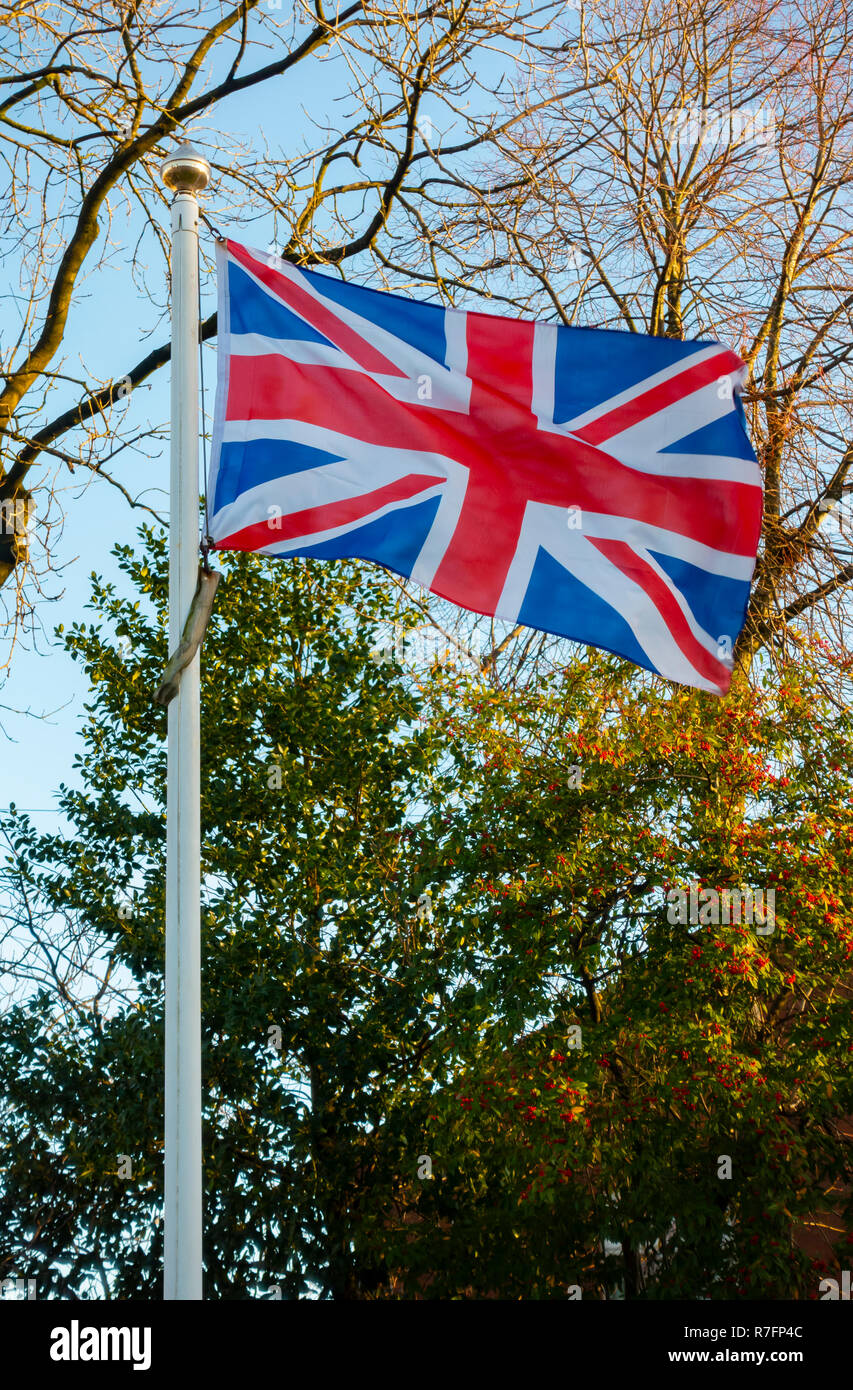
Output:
[160, 142, 210, 1301]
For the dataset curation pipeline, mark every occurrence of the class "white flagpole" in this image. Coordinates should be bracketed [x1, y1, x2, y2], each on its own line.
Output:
[160, 142, 210, 1301]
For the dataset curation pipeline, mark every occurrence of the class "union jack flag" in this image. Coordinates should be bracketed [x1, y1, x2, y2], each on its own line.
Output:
[209, 239, 763, 694]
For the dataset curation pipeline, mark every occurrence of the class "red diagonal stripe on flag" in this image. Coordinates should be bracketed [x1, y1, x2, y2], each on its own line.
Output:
[216, 472, 443, 552]
[591, 537, 732, 690]
[575, 349, 744, 446]
[227, 240, 407, 379]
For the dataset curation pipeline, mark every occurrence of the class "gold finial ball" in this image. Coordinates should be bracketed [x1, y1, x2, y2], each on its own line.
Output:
[160, 141, 211, 194]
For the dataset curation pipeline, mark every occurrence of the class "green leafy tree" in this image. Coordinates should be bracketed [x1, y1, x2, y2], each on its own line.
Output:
[2, 529, 851, 1299]
[0, 527, 468, 1298]
[379, 656, 853, 1298]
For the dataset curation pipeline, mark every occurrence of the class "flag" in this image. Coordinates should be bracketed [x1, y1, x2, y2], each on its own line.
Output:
[209, 239, 763, 694]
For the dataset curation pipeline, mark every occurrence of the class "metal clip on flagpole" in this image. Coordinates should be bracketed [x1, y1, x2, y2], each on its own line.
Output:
[160, 140, 210, 1301]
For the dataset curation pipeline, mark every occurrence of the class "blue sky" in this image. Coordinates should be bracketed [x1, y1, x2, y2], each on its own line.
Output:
[3, 225, 199, 830]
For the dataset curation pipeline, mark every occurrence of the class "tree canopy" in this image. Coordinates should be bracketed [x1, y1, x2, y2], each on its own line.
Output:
[1, 531, 850, 1298]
